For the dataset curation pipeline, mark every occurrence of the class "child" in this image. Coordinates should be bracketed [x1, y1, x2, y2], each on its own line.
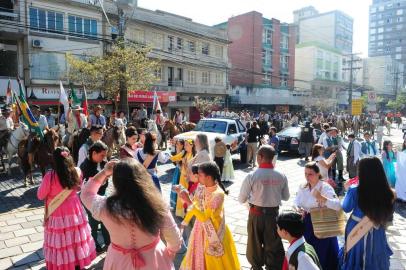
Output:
[277, 211, 321, 270]
[221, 144, 235, 182]
[382, 140, 397, 187]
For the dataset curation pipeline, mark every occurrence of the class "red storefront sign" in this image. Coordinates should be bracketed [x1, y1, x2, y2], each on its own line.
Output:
[128, 91, 177, 103]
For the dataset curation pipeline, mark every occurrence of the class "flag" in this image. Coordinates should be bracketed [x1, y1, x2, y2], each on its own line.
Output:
[82, 86, 88, 116]
[59, 81, 70, 118]
[15, 77, 43, 139]
[152, 91, 162, 112]
[69, 83, 82, 106]
[6, 79, 12, 105]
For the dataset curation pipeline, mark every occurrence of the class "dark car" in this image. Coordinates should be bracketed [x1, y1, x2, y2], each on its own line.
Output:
[277, 126, 322, 154]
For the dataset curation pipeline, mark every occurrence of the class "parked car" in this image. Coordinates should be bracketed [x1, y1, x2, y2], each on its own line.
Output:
[277, 126, 322, 155]
[172, 118, 247, 158]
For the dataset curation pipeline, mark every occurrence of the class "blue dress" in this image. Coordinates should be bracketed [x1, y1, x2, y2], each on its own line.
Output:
[136, 151, 161, 191]
[339, 186, 392, 270]
[382, 151, 396, 187]
[170, 165, 180, 208]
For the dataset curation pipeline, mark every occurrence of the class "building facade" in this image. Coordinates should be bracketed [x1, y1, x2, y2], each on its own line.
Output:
[294, 7, 353, 54]
[369, 0, 406, 68]
[215, 11, 297, 109]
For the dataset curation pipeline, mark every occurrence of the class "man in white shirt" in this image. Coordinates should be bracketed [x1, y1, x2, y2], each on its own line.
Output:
[77, 125, 104, 167]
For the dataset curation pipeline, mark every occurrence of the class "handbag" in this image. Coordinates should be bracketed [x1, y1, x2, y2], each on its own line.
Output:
[310, 207, 346, 239]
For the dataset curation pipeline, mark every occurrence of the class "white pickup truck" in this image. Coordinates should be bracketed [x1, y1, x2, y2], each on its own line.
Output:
[172, 118, 247, 157]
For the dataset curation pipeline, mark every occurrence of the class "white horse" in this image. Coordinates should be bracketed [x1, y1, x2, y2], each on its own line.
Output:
[0, 123, 30, 174]
[146, 119, 162, 148]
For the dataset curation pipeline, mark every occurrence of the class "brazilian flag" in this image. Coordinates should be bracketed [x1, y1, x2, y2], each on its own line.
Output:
[15, 77, 44, 139]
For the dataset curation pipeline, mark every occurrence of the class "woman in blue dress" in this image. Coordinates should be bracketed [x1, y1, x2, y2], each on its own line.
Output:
[382, 140, 397, 187]
[135, 132, 171, 191]
[339, 156, 394, 270]
[169, 139, 185, 208]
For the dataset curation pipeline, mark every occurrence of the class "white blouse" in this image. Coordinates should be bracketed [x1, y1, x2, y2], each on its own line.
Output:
[294, 180, 341, 212]
[314, 156, 329, 180]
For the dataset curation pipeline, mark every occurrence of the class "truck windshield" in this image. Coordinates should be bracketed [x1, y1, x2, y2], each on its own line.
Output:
[194, 120, 227, 133]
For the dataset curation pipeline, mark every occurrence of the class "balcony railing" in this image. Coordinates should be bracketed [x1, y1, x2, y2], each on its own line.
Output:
[0, 7, 18, 21]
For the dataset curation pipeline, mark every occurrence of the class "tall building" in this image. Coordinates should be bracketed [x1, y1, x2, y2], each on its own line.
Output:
[294, 7, 353, 54]
[368, 0, 406, 64]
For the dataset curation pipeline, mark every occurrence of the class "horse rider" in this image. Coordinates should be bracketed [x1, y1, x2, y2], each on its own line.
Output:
[0, 106, 15, 147]
[322, 127, 345, 182]
[44, 108, 55, 128]
[25, 105, 48, 169]
[77, 125, 104, 167]
[66, 105, 88, 147]
[138, 104, 148, 128]
[89, 105, 107, 130]
[173, 109, 183, 130]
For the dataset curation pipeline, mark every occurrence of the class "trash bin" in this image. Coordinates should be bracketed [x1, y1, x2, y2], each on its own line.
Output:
[239, 142, 247, 164]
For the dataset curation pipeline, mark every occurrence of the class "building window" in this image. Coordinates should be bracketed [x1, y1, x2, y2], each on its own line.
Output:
[263, 28, 273, 44]
[154, 67, 162, 81]
[397, 24, 403, 30]
[281, 35, 289, 49]
[150, 32, 163, 49]
[167, 36, 174, 51]
[202, 42, 210, 55]
[280, 55, 288, 70]
[187, 41, 195, 53]
[396, 54, 402, 59]
[215, 45, 223, 58]
[68, 15, 97, 38]
[31, 52, 66, 80]
[187, 70, 196, 84]
[396, 46, 402, 52]
[397, 9, 403, 15]
[262, 49, 272, 66]
[202, 71, 210, 84]
[262, 69, 272, 85]
[370, 36, 376, 41]
[371, 7, 377, 13]
[177, 37, 183, 50]
[30, 7, 64, 33]
[370, 28, 376, 34]
[133, 29, 144, 44]
[215, 72, 223, 85]
[378, 27, 384, 33]
[378, 34, 384, 40]
[397, 17, 403, 22]
[280, 75, 288, 87]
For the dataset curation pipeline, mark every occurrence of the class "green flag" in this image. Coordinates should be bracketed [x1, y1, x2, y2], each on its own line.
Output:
[69, 83, 82, 106]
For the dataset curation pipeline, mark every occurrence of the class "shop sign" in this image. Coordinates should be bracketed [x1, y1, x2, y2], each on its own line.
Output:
[128, 91, 176, 103]
[351, 99, 363, 115]
[29, 86, 101, 99]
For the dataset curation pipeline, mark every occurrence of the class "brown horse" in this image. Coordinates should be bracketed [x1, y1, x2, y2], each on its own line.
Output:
[162, 120, 181, 139]
[18, 129, 59, 186]
[182, 122, 196, 132]
[102, 126, 125, 158]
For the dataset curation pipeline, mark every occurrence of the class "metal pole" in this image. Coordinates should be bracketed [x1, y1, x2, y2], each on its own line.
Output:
[117, 7, 129, 117]
[348, 54, 353, 114]
[394, 64, 399, 99]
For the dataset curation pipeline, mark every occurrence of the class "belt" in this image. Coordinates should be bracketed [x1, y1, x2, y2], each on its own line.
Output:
[249, 204, 279, 216]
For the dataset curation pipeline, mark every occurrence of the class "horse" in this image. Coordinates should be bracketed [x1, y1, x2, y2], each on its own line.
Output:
[337, 118, 347, 136]
[162, 120, 181, 139]
[70, 128, 91, 164]
[182, 122, 196, 132]
[146, 120, 162, 148]
[18, 129, 59, 186]
[0, 123, 30, 174]
[102, 125, 126, 158]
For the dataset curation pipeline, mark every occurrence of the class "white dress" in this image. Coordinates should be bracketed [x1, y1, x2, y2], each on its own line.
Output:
[314, 156, 329, 180]
[221, 150, 235, 181]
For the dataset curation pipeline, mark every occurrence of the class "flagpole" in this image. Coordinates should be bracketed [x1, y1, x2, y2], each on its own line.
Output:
[58, 84, 61, 125]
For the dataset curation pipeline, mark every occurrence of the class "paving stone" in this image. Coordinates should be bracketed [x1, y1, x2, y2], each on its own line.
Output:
[0, 221, 6, 227]
[26, 215, 43, 222]
[6, 217, 28, 226]
[0, 241, 5, 249]
[0, 214, 15, 222]
[10, 252, 40, 267]
[20, 220, 43, 229]
[14, 211, 33, 218]
[35, 226, 44, 233]
[30, 261, 46, 270]
[0, 232, 14, 241]
[5, 236, 30, 248]
[29, 233, 43, 242]
[0, 258, 13, 270]
[0, 246, 22, 259]
[21, 241, 43, 253]
[14, 228, 37, 237]
[0, 224, 22, 233]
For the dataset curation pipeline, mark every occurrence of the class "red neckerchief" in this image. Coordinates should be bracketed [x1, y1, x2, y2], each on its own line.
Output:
[75, 113, 81, 128]
[259, 163, 274, 169]
[282, 238, 300, 270]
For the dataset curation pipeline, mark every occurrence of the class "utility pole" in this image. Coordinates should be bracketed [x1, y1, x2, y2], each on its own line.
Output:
[117, 6, 128, 115]
[391, 63, 404, 100]
[342, 53, 362, 114]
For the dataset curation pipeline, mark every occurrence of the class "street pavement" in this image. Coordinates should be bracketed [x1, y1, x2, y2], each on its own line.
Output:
[0, 127, 405, 269]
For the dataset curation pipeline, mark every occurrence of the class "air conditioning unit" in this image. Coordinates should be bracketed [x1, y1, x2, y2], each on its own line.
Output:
[32, 39, 43, 48]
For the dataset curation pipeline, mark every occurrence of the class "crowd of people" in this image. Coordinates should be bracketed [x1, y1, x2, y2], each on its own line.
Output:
[30, 101, 406, 270]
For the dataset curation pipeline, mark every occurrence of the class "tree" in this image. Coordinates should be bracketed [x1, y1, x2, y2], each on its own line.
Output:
[387, 93, 406, 111]
[67, 41, 159, 111]
[193, 96, 222, 115]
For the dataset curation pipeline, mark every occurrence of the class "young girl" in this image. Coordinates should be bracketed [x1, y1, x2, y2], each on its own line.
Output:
[382, 140, 397, 187]
[176, 162, 240, 270]
[169, 139, 185, 209]
[37, 147, 96, 270]
[221, 144, 235, 182]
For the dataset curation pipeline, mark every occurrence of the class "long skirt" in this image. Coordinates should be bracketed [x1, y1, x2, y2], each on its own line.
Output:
[304, 213, 339, 270]
[170, 166, 180, 209]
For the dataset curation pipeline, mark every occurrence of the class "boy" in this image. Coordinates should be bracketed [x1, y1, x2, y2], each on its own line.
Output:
[239, 145, 290, 270]
[277, 212, 321, 270]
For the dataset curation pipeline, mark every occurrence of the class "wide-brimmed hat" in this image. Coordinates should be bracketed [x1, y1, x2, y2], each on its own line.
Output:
[71, 105, 83, 111]
[94, 105, 102, 110]
[2, 107, 12, 113]
[326, 127, 338, 132]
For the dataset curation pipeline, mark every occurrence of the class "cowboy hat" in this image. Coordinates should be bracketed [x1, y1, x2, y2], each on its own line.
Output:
[71, 105, 83, 110]
[94, 105, 103, 110]
[326, 127, 338, 132]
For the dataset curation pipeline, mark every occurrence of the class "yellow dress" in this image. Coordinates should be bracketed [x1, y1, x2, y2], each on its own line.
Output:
[171, 152, 193, 217]
[180, 185, 240, 270]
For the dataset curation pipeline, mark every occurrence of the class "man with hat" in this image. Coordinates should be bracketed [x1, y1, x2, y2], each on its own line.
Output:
[0, 106, 15, 146]
[89, 105, 106, 129]
[44, 108, 55, 128]
[66, 105, 88, 147]
[322, 127, 345, 182]
[138, 104, 147, 128]
[31, 105, 48, 132]
[77, 125, 104, 167]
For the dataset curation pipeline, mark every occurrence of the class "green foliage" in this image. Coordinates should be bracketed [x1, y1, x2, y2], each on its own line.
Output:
[67, 41, 159, 109]
[387, 93, 406, 111]
[193, 96, 222, 114]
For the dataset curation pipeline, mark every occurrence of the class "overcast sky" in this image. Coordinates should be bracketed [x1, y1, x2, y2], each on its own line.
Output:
[138, 0, 371, 56]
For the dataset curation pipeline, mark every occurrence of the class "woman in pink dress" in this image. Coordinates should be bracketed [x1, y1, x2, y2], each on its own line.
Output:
[37, 147, 96, 270]
[81, 158, 182, 270]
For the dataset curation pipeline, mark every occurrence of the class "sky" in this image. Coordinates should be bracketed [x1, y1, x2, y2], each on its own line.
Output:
[138, 0, 371, 57]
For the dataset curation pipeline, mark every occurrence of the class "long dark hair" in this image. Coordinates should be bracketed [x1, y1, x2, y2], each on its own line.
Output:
[143, 132, 156, 155]
[106, 158, 167, 234]
[176, 139, 186, 166]
[198, 162, 229, 195]
[88, 141, 108, 162]
[382, 140, 392, 160]
[358, 157, 394, 226]
[52, 147, 79, 189]
[311, 144, 324, 161]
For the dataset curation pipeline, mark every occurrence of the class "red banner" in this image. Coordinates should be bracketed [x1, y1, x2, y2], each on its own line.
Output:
[128, 91, 176, 103]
